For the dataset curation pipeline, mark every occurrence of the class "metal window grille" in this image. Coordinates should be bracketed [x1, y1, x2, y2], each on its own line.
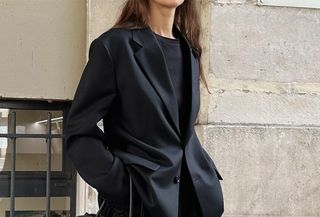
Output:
[0, 99, 75, 217]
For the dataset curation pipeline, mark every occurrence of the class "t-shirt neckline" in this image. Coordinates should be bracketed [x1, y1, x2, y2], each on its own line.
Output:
[153, 31, 180, 44]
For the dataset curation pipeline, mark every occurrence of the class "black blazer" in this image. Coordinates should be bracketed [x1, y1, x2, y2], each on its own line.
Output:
[65, 24, 224, 217]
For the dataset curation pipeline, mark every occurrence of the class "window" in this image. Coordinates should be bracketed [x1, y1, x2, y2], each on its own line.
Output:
[0, 99, 75, 217]
[258, 0, 320, 9]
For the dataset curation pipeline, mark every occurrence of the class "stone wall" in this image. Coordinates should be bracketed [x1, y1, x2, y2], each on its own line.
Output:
[199, 0, 320, 216]
[0, 0, 87, 100]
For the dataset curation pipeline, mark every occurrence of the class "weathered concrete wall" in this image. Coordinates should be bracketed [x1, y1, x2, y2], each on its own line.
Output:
[197, 0, 320, 216]
[0, 0, 87, 100]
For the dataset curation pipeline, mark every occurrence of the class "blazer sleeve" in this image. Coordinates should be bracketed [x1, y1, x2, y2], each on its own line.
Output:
[65, 37, 130, 209]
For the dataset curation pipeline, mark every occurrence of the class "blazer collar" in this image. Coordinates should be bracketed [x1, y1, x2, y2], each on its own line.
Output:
[131, 24, 200, 146]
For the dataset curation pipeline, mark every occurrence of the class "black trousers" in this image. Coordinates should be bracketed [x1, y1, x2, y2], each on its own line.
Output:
[177, 154, 203, 217]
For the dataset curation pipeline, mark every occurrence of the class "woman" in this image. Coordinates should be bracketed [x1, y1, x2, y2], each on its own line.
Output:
[65, 0, 224, 217]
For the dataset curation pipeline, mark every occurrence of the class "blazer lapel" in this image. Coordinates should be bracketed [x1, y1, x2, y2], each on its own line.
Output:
[132, 24, 200, 145]
[171, 25, 200, 147]
[182, 43, 200, 147]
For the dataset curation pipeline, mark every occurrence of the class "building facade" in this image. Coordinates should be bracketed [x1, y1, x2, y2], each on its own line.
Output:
[0, 0, 319, 216]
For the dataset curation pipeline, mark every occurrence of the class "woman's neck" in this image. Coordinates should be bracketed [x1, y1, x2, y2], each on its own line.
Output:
[147, 1, 177, 39]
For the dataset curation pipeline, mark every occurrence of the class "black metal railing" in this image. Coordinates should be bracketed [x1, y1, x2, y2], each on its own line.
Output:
[0, 99, 74, 217]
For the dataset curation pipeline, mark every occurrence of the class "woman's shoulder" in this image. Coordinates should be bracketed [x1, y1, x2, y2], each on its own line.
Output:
[96, 27, 132, 44]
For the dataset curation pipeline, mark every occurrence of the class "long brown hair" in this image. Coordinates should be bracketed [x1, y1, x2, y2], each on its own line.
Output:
[111, 0, 211, 93]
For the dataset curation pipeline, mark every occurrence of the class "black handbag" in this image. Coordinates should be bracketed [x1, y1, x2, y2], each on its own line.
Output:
[77, 174, 136, 217]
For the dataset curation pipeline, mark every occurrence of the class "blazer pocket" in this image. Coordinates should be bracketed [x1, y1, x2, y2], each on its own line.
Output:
[213, 168, 223, 180]
[112, 150, 161, 171]
[201, 147, 223, 180]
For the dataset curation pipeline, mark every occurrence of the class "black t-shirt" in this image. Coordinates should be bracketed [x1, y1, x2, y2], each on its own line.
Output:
[153, 31, 202, 217]
[153, 31, 190, 138]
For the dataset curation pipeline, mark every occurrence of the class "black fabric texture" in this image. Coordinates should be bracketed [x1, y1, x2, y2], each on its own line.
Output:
[154, 31, 202, 217]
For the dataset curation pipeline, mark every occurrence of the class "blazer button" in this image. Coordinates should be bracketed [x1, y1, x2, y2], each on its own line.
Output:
[174, 175, 180, 183]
